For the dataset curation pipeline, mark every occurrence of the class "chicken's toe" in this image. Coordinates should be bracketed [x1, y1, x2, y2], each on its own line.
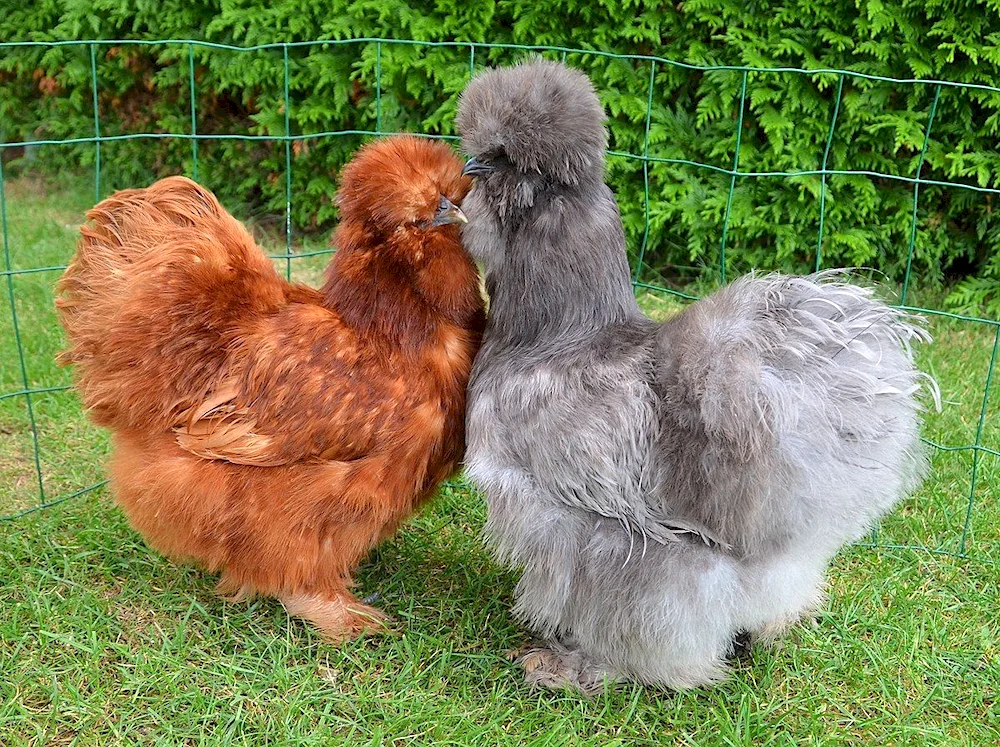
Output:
[280, 592, 390, 643]
[513, 643, 618, 697]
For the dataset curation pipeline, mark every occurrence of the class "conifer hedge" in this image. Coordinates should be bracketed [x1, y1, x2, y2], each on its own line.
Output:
[2, 0, 999, 311]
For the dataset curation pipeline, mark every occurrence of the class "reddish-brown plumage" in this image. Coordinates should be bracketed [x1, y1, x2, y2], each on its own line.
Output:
[56, 136, 484, 640]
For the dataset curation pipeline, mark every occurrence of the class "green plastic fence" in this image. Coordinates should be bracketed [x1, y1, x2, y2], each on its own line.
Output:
[1, 39, 997, 560]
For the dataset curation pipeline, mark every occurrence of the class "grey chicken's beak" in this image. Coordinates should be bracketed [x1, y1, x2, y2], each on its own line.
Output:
[462, 157, 494, 178]
[431, 196, 468, 226]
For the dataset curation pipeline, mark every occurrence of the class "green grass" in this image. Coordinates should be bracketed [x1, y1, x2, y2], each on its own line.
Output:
[2, 173, 999, 746]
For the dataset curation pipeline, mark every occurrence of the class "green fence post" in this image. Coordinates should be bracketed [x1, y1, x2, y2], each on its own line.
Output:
[375, 41, 383, 134]
[282, 44, 293, 280]
[960, 326, 999, 554]
[0, 158, 46, 505]
[188, 43, 199, 182]
[815, 74, 845, 273]
[89, 43, 101, 203]
[718, 70, 749, 286]
[901, 84, 942, 306]
[632, 61, 657, 285]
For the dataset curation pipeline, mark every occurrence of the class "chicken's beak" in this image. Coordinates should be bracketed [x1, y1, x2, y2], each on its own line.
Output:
[462, 157, 493, 178]
[431, 196, 468, 226]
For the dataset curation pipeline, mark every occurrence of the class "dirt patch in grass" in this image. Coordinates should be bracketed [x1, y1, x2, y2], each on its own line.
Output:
[3, 172, 54, 200]
[0, 429, 41, 516]
[4, 173, 89, 228]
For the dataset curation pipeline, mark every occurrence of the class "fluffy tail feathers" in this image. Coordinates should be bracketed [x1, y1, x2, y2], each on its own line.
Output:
[667, 271, 934, 444]
[56, 176, 287, 429]
[59, 176, 230, 342]
[659, 271, 936, 552]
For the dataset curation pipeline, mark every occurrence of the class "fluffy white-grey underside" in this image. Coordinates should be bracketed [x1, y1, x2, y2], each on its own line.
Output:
[465, 272, 933, 688]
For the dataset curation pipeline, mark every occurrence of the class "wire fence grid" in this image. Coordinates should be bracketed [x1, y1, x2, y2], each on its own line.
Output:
[0, 39, 997, 560]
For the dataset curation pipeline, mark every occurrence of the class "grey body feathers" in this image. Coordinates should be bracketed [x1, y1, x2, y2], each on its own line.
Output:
[458, 60, 932, 689]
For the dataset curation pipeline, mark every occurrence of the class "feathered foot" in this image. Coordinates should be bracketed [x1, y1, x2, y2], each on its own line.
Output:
[279, 591, 389, 643]
[511, 641, 619, 696]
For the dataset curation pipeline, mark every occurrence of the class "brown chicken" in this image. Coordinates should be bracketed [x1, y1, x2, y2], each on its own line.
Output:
[56, 136, 485, 641]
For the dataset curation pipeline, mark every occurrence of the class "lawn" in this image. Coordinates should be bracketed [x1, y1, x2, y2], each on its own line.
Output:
[1, 172, 998, 746]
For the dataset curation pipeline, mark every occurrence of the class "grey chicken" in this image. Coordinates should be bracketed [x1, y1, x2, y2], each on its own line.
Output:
[456, 60, 934, 692]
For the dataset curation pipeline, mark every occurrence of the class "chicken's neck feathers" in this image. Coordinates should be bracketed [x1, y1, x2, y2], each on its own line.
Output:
[483, 185, 642, 347]
[321, 221, 482, 348]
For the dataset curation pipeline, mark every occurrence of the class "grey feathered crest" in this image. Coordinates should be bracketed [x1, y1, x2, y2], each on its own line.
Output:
[456, 59, 608, 185]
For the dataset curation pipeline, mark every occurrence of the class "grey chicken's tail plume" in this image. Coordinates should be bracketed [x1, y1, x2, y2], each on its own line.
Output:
[659, 271, 936, 554]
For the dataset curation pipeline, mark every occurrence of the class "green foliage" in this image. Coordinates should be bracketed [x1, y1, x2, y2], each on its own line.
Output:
[2, 0, 999, 312]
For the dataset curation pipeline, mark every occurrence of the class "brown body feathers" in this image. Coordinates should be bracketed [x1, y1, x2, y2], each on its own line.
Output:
[56, 136, 484, 640]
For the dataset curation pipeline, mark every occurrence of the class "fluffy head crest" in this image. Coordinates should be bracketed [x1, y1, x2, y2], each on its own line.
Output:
[456, 59, 607, 185]
[336, 135, 469, 232]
